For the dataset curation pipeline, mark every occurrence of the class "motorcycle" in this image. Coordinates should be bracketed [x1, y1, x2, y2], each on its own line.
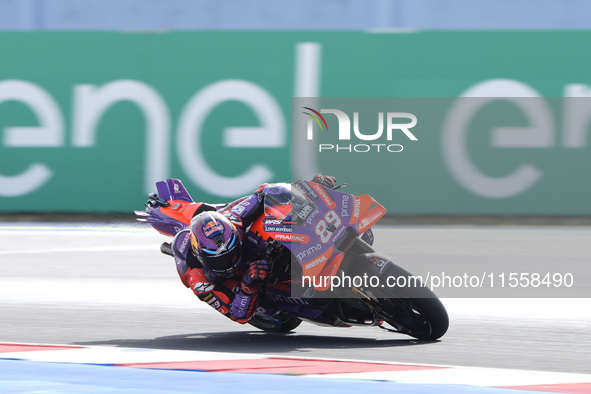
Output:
[135, 178, 448, 340]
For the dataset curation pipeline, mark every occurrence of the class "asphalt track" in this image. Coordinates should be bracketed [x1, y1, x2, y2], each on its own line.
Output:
[1, 223, 590, 376]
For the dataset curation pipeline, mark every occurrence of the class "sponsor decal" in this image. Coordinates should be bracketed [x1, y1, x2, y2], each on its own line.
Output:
[230, 198, 250, 215]
[295, 243, 322, 262]
[205, 295, 227, 314]
[302, 181, 319, 200]
[178, 232, 191, 253]
[304, 254, 327, 270]
[195, 282, 215, 293]
[267, 292, 309, 305]
[209, 298, 229, 315]
[239, 295, 250, 310]
[301, 247, 334, 278]
[232, 205, 245, 215]
[202, 293, 213, 301]
[203, 221, 224, 237]
[203, 293, 213, 301]
[311, 183, 336, 209]
[241, 283, 257, 295]
[341, 194, 350, 217]
[264, 218, 284, 225]
[305, 208, 320, 225]
[332, 225, 347, 242]
[353, 198, 361, 218]
[370, 256, 389, 274]
[293, 182, 306, 195]
[263, 225, 292, 233]
[272, 233, 310, 243]
[296, 204, 314, 221]
[206, 297, 219, 306]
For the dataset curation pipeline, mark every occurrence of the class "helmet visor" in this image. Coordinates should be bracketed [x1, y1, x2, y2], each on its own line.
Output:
[196, 234, 242, 275]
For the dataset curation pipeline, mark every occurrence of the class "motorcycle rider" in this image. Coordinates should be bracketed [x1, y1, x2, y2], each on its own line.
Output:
[169, 174, 336, 323]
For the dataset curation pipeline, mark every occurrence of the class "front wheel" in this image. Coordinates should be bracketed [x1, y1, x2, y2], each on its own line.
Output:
[350, 254, 449, 340]
[373, 289, 449, 340]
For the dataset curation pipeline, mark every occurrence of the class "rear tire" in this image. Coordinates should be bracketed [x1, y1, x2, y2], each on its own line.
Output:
[248, 313, 302, 333]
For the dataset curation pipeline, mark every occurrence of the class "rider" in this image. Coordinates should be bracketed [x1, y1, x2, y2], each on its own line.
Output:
[169, 174, 336, 323]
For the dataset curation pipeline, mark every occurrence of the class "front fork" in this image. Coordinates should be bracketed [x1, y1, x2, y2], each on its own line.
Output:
[350, 286, 411, 334]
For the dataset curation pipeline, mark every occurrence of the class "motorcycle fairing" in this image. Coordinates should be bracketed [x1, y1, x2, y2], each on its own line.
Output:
[162, 179, 194, 203]
[136, 178, 203, 236]
[264, 282, 339, 323]
[353, 194, 387, 234]
[255, 181, 386, 292]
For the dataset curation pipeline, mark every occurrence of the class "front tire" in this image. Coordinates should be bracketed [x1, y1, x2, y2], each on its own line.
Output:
[350, 254, 449, 340]
[374, 289, 449, 340]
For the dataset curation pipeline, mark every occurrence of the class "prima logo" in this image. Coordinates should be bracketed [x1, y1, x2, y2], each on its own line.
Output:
[303, 107, 418, 153]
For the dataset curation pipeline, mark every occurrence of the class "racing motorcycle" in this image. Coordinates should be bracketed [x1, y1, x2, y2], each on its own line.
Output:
[135, 178, 448, 340]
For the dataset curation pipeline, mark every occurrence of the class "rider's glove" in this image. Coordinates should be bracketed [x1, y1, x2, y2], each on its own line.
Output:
[311, 174, 336, 189]
[231, 260, 269, 323]
[231, 290, 258, 324]
[242, 260, 269, 287]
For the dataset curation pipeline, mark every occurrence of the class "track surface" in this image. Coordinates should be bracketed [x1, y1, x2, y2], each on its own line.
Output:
[1, 223, 590, 374]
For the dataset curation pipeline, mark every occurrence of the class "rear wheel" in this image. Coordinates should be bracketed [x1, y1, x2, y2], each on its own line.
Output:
[248, 312, 302, 333]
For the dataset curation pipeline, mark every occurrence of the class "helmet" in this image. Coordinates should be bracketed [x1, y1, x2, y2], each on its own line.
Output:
[189, 211, 242, 275]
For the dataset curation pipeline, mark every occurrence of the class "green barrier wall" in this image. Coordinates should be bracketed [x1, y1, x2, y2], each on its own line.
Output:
[0, 32, 590, 214]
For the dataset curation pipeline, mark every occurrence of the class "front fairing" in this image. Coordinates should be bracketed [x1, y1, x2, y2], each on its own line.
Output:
[255, 181, 384, 291]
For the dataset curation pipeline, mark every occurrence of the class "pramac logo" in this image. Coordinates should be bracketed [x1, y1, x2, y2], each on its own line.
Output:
[302, 106, 418, 153]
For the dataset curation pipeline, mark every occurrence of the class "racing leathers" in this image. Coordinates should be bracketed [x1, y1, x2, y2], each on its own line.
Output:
[169, 175, 335, 323]
[170, 184, 268, 323]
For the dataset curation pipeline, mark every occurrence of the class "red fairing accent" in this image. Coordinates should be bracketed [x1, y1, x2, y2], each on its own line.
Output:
[255, 183, 268, 193]
[185, 202, 203, 218]
[157, 201, 204, 235]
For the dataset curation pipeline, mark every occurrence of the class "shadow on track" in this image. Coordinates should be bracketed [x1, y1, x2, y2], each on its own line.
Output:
[76, 331, 437, 354]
